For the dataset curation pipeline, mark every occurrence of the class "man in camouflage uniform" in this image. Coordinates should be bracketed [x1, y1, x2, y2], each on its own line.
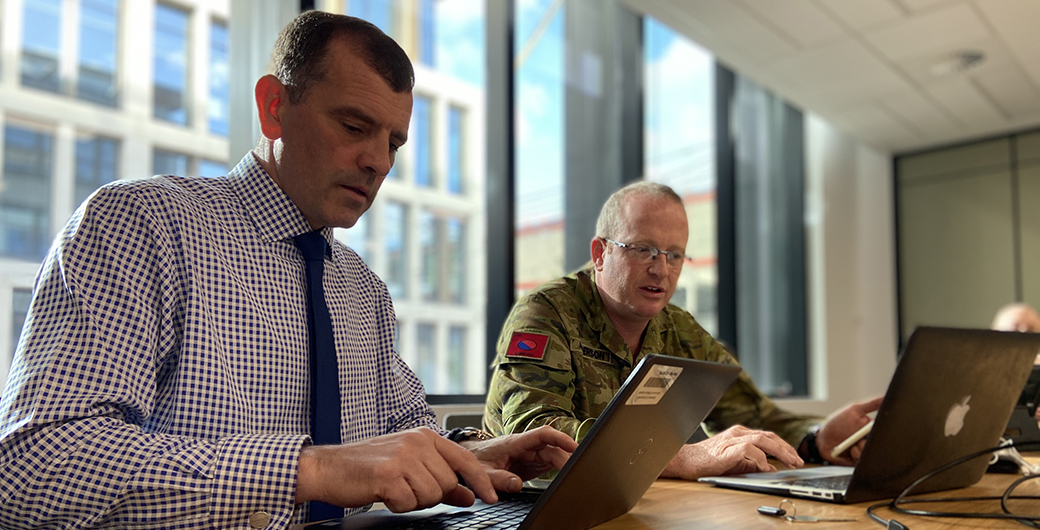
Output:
[485, 181, 881, 479]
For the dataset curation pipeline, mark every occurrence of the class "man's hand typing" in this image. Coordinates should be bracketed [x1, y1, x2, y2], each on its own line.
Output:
[295, 426, 576, 513]
[462, 425, 578, 492]
[660, 425, 803, 480]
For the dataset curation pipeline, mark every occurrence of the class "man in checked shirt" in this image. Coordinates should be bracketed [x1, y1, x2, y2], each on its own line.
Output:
[0, 11, 575, 529]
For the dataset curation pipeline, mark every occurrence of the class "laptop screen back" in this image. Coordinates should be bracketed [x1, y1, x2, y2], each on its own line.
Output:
[844, 327, 1039, 503]
[518, 355, 740, 530]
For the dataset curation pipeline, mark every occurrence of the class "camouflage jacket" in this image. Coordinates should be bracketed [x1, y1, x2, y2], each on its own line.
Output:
[483, 265, 821, 448]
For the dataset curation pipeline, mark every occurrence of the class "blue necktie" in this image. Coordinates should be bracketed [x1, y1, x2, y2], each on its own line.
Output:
[293, 231, 342, 522]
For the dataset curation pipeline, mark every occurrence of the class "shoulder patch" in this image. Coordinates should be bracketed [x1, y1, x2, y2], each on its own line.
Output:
[506, 331, 551, 361]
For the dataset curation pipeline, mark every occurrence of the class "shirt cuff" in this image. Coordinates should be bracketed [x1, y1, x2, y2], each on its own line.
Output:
[210, 434, 309, 529]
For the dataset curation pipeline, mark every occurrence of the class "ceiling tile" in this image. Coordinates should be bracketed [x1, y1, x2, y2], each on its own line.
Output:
[973, 0, 1040, 87]
[631, 0, 1039, 152]
[826, 103, 922, 149]
[764, 39, 912, 104]
[667, 0, 799, 62]
[865, 3, 992, 62]
[1022, 53, 1040, 89]
[926, 78, 1005, 126]
[879, 89, 959, 136]
[815, 0, 905, 30]
[974, 0, 1040, 57]
[898, 0, 954, 12]
[740, 0, 845, 48]
[972, 66, 1040, 119]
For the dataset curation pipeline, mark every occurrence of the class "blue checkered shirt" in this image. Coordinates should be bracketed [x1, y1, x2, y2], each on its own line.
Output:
[0, 154, 440, 528]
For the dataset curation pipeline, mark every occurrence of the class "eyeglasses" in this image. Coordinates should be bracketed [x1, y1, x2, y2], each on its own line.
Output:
[603, 238, 687, 269]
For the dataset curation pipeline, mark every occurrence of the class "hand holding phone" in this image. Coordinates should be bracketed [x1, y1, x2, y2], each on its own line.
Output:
[829, 420, 874, 461]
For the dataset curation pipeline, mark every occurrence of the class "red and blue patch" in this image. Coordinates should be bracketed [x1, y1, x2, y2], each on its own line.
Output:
[506, 331, 550, 360]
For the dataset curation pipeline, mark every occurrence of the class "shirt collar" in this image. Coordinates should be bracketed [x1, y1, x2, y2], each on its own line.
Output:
[226, 153, 332, 245]
[577, 264, 633, 365]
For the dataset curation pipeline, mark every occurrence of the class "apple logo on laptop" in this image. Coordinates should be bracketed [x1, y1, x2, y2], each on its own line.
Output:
[945, 395, 971, 437]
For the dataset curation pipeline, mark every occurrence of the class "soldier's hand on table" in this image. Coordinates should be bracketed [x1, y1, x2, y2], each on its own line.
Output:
[462, 426, 578, 492]
[659, 425, 803, 481]
[817, 396, 883, 465]
[295, 427, 499, 513]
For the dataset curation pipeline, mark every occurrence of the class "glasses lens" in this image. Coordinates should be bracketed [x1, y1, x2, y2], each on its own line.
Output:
[629, 245, 654, 262]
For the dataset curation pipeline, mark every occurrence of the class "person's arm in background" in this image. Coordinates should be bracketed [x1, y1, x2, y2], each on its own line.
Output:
[484, 292, 596, 441]
[0, 185, 305, 529]
[692, 328, 821, 449]
[697, 330, 880, 465]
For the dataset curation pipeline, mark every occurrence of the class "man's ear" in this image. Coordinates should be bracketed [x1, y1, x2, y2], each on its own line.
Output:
[255, 74, 287, 140]
[591, 237, 606, 270]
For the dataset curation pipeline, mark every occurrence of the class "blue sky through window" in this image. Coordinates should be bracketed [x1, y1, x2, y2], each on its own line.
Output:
[23, 0, 61, 57]
[515, 0, 564, 229]
[644, 17, 715, 196]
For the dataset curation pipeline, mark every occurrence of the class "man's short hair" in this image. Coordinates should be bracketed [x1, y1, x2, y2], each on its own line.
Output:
[595, 181, 684, 240]
[271, 10, 414, 104]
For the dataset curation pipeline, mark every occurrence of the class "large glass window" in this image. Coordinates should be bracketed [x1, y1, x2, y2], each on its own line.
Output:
[414, 323, 436, 388]
[347, 0, 392, 35]
[346, 1, 488, 397]
[209, 21, 230, 136]
[447, 106, 464, 194]
[0, 1, 231, 390]
[11, 289, 34, 358]
[445, 217, 465, 304]
[418, 0, 435, 66]
[153, 148, 189, 176]
[154, 4, 190, 124]
[22, 0, 62, 93]
[77, 0, 119, 106]
[412, 95, 432, 188]
[74, 135, 119, 207]
[416, 213, 467, 304]
[384, 201, 408, 298]
[717, 69, 808, 397]
[420, 210, 439, 302]
[513, 0, 565, 297]
[393, 320, 402, 351]
[342, 211, 372, 264]
[446, 326, 466, 393]
[643, 17, 717, 334]
[197, 159, 227, 178]
[1, 124, 54, 261]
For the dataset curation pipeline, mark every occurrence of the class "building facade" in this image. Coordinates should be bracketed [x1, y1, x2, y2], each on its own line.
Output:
[0, 0, 489, 397]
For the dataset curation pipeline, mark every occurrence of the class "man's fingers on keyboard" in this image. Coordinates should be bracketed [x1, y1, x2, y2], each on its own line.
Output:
[435, 436, 497, 504]
[441, 484, 477, 507]
[485, 468, 524, 493]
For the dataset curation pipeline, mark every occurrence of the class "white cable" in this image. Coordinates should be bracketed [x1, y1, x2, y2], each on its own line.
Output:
[994, 438, 1040, 476]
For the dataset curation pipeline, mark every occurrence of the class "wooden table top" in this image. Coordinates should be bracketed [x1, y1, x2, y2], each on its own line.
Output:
[593, 473, 1040, 529]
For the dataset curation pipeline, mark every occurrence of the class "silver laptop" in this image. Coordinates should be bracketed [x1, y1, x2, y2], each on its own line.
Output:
[699, 326, 1040, 504]
[303, 354, 740, 530]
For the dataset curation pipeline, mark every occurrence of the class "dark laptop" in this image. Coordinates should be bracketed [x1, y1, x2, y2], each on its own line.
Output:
[304, 354, 740, 530]
[699, 327, 1040, 504]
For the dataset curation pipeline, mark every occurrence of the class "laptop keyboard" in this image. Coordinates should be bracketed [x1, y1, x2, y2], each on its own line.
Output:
[786, 474, 852, 491]
[386, 499, 533, 529]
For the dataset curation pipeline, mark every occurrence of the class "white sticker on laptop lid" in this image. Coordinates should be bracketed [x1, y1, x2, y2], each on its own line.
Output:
[626, 365, 683, 405]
